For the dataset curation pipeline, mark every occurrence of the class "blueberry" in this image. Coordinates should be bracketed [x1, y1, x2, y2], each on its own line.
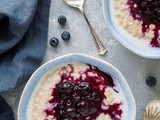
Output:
[76, 114, 84, 120]
[58, 15, 67, 25]
[88, 106, 98, 115]
[146, 76, 157, 87]
[79, 82, 91, 96]
[58, 109, 65, 115]
[87, 92, 101, 102]
[59, 99, 72, 109]
[156, 10, 160, 17]
[72, 86, 82, 101]
[136, 0, 141, 3]
[61, 31, 71, 41]
[73, 86, 81, 91]
[58, 81, 73, 92]
[59, 100, 65, 108]
[50, 37, 59, 47]
[140, 1, 148, 10]
[66, 99, 72, 107]
[79, 82, 91, 90]
[72, 91, 81, 102]
[77, 101, 90, 117]
[65, 107, 77, 118]
[58, 91, 70, 100]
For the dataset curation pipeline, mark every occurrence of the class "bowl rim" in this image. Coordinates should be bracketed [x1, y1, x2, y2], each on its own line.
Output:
[18, 53, 136, 120]
[102, 0, 160, 59]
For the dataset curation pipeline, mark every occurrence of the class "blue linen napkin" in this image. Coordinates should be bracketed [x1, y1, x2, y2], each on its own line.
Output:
[0, 96, 14, 120]
[0, 0, 51, 92]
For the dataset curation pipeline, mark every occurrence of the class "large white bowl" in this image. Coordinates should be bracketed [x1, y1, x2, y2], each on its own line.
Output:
[18, 53, 136, 120]
[103, 0, 160, 59]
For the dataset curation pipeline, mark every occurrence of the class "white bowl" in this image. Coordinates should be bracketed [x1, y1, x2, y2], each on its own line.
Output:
[18, 53, 136, 120]
[103, 0, 160, 59]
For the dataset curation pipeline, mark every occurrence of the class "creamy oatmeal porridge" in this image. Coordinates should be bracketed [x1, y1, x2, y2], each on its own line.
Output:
[27, 63, 128, 120]
[112, 0, 160, 47]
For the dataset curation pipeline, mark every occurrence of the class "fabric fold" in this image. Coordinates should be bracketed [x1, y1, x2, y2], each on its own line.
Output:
[0, 0, 51, 92]
[0, 95, 14, 120]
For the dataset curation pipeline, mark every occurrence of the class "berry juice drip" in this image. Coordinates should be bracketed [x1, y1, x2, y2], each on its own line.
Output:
[127, 0, 160, 47]
[44, 64, 122, 120]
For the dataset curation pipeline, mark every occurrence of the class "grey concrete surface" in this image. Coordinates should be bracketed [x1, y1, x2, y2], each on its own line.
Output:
[1, 0, 160, 120]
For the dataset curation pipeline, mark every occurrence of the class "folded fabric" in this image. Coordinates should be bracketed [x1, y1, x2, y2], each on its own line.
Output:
[0, 95, 14, 120]
[0, 0, 51, 92]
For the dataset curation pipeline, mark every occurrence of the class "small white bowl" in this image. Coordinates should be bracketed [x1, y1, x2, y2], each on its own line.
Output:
[103, 0, 160, 59]
[18, 53, 136, 120]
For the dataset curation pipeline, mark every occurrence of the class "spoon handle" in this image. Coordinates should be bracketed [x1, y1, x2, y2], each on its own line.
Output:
[82, 12, 107, 55]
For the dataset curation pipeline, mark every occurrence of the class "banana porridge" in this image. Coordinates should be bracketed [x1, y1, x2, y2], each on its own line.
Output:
[27, 63, 128, 120]
[113, 0, 160, 47]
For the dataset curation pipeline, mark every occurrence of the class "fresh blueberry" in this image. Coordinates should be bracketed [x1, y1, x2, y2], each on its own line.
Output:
[58, 15, 67, 25]
[61, 31, 71, 41]
[50, 37, 59, 47]
[146, 76, 157, 87]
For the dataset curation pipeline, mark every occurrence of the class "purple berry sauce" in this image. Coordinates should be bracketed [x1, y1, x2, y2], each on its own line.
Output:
[127, 0, 160, 47]
[44, 64, 122, 120]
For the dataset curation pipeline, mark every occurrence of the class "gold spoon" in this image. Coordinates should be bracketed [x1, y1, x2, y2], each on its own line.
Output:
[64, 0, 107, 55]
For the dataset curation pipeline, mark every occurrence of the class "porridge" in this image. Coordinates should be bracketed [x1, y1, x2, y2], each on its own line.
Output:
[27, 63, 128, 120]
[113, 0, 160, 47]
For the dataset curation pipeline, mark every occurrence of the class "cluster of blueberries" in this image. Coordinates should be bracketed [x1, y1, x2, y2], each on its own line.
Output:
[50, 15, 71, 47]
[54, 81, 101, 119]
[136, 0, 160, 25]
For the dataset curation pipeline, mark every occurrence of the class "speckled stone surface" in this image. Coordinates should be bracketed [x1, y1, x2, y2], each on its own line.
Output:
[1, 0, 160, 120]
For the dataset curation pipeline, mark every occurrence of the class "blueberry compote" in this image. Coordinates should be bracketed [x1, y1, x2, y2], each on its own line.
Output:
[44, 64, 122, 120]
[127, 0, 160, 47]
